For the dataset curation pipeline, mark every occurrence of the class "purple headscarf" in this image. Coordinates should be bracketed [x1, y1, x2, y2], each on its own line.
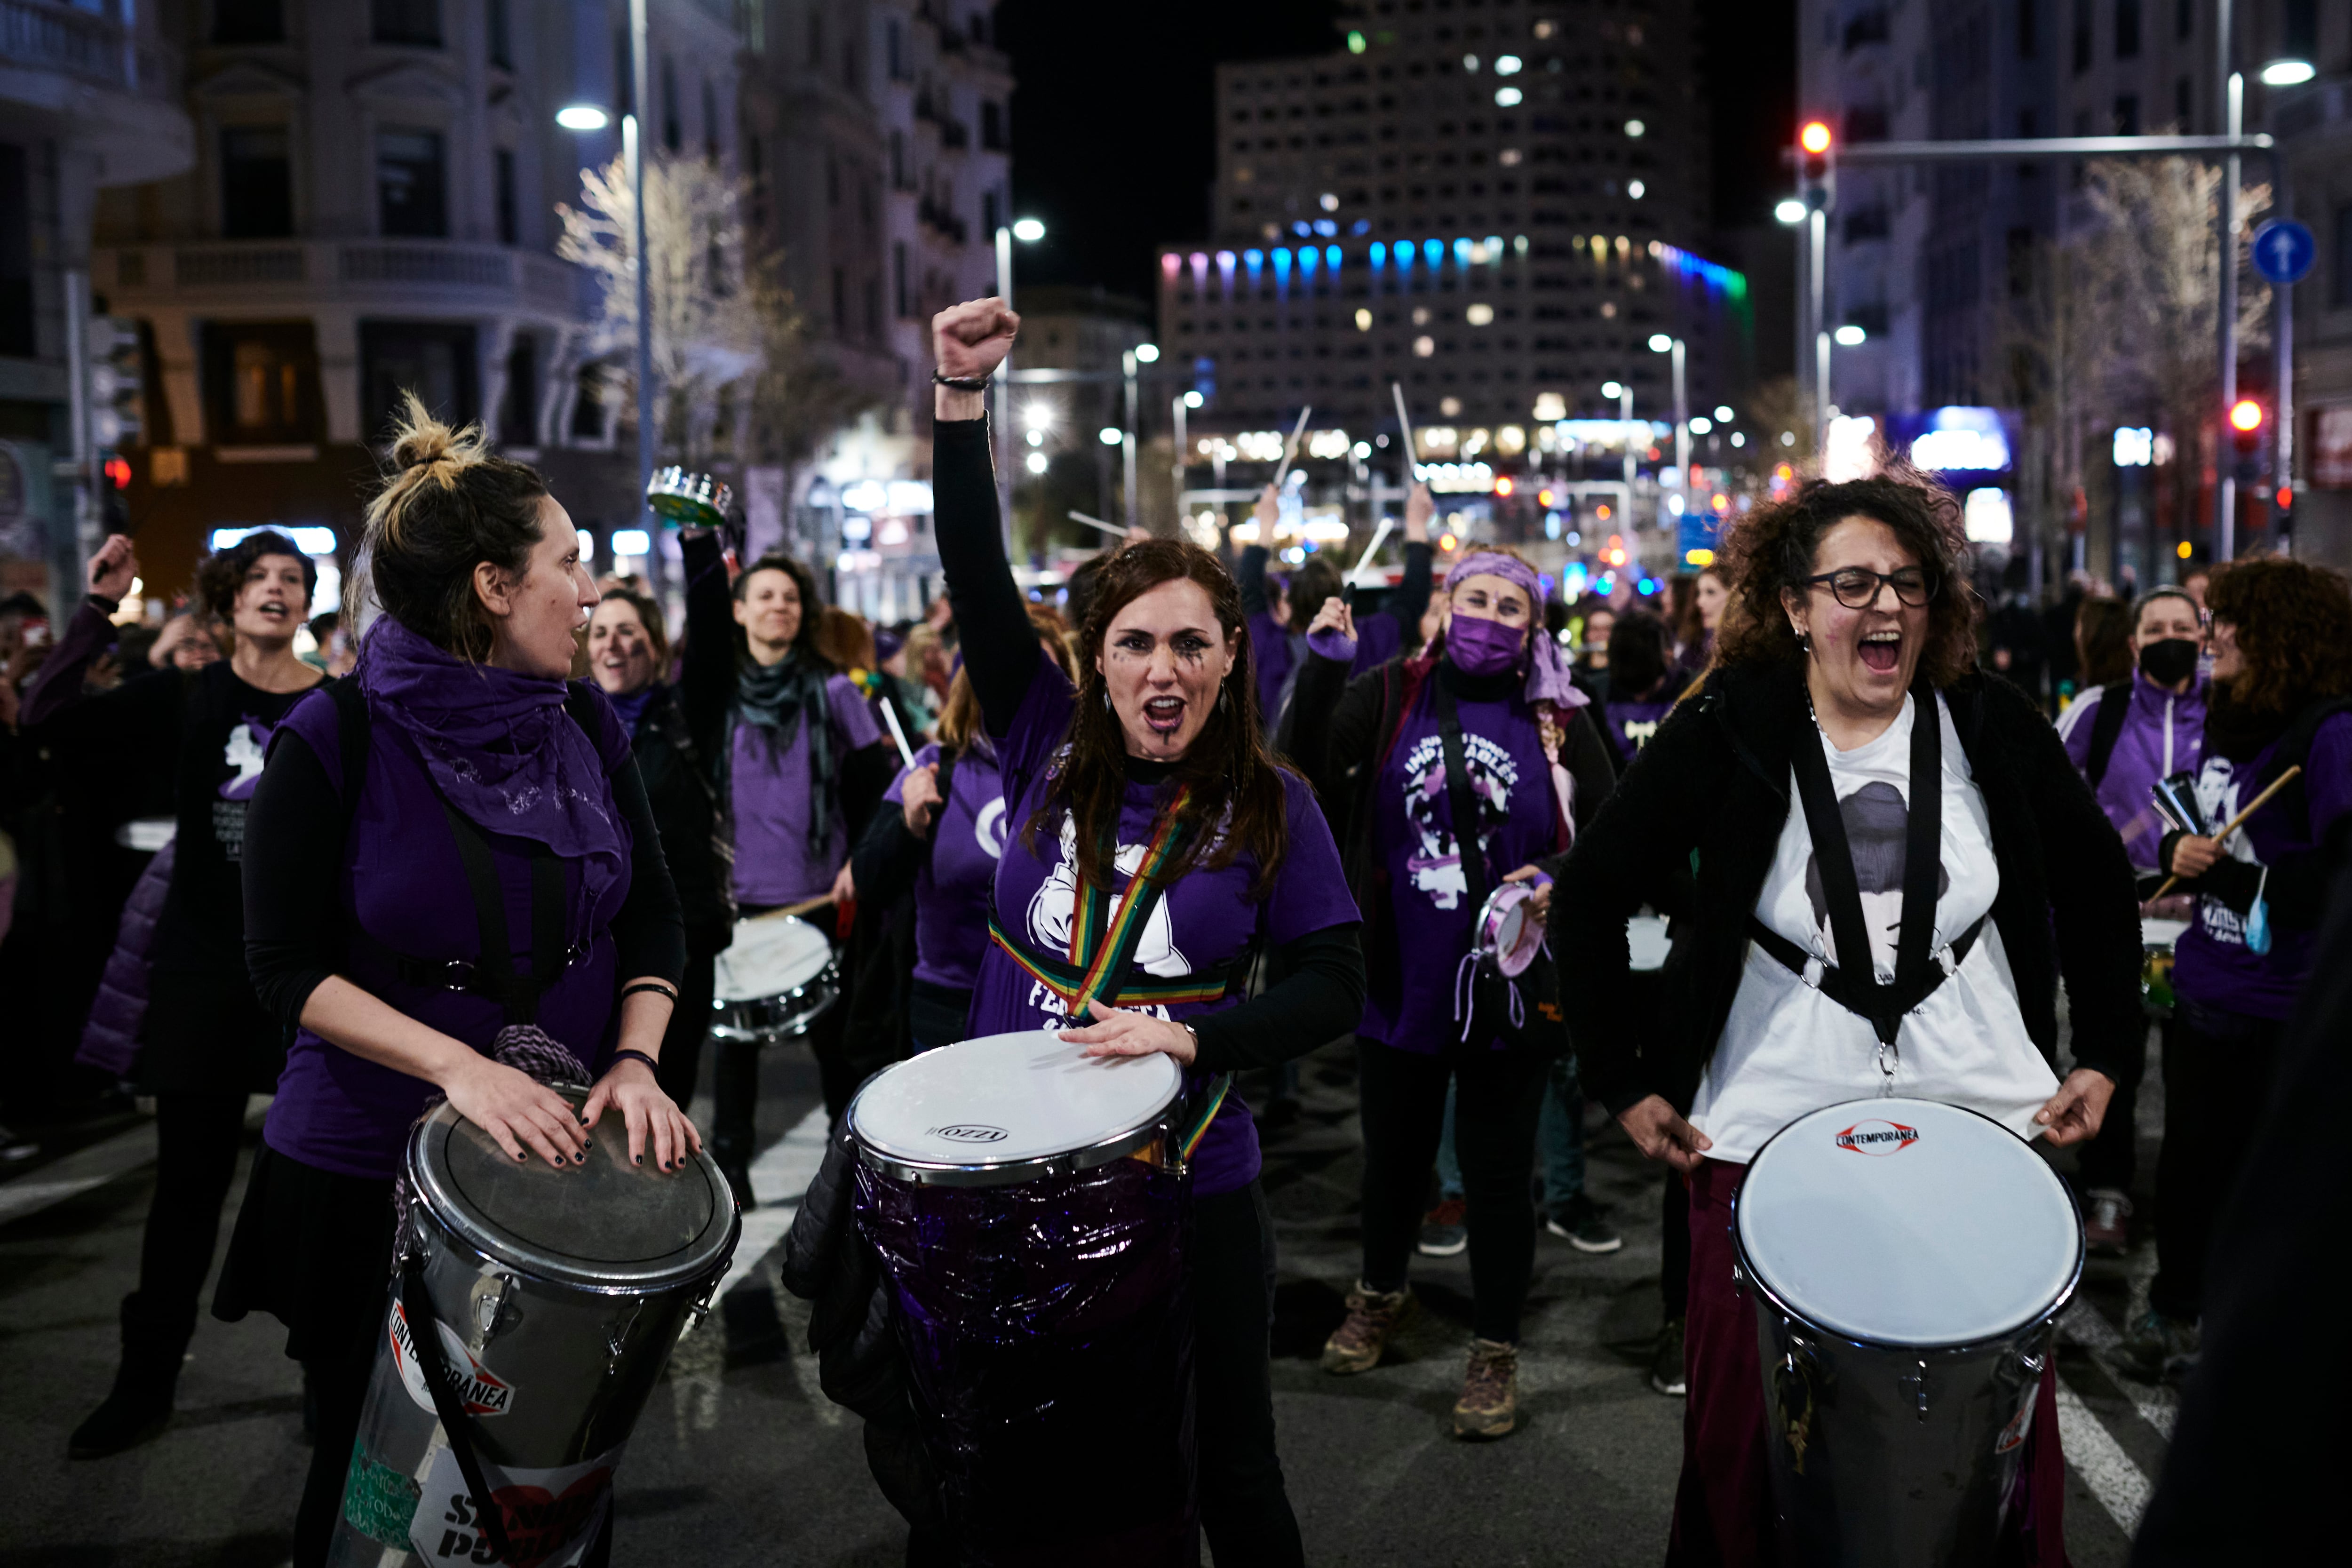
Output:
[1443, 551, 1587, 710]
[357, 616, 627, 913]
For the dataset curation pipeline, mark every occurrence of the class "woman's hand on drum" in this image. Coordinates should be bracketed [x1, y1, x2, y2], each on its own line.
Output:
[1061, 1000, 1197, 1066]
[1617, 1094, 1713, 1175]
[445, 1056, 592, 1168]
[900, 764, 943, 836]
[2033, 1068, 2114, 1148]
[1502, 865, 1552, 923]
[584, 1057, 703, 1172]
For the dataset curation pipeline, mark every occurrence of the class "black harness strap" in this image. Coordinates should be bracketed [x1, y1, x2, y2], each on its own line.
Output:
[434, 797, 575, 1027]
[1429, 677, 1492, 920]
[399, 1253, 521, 1565]
[1772, 684, 1949, 1051]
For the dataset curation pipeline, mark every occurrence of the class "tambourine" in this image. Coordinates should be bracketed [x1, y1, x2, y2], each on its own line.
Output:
[645, 467, 733, 531]
[1473, 882, 1545, 979]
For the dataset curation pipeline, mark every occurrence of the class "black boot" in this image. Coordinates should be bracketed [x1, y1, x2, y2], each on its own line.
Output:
[69, 1297, 184, 1459]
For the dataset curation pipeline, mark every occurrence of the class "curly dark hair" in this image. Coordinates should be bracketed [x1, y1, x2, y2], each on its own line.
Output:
[1710, 472, 1979, 688]
[731, 551, 832, 670]
[197, 529, 317, 621]
[2205, 557, 2352, 714]
[1031, 536, 1296, 900]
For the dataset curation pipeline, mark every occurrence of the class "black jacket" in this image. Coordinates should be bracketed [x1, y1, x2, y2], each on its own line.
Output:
[642, 533, 738, 951]
[1552, 658, 2145, 1117]
[1283, 647, 1619, 1015]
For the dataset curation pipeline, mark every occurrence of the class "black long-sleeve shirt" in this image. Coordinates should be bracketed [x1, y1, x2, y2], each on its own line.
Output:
[930, 416, 1365, 1070]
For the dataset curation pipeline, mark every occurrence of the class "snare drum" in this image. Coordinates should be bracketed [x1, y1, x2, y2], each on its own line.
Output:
[849, 1030, 1194, 1559]
[2140, 915, 2187, 1017]
[644, 467, 733, 532]
[329, 1088, 739, 1568]
[710, 914, 837, 1043]
[1473, 882, 1545, 978]
[1735, 1097, 2082, 1563]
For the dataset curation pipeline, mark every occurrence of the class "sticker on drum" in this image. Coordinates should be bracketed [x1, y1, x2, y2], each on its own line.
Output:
[407, 1441, 624, 1568]
[389, 1299, 515, 1418]
[848, 1029, 1182, 1182]
[1736, 1098, 2081, 1349]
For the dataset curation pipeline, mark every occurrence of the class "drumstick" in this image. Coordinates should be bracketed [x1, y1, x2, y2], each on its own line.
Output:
[1066, 509, 1128, 541]
[756, 894, 835, 921]
[1340, 518, 1395, 609]
[877, 694, 919, 771]
[1391, 382, 1416, 473]
[1270, 405, 1313, 494]
[2151, 765, 2300, 900]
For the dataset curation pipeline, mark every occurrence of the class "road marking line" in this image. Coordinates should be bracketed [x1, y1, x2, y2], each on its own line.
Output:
[0, 1123, 157, 1224]
[696, 1105, 830, 1317]
[2055, 1379, 2152, 1536]
[2060, 1302, 2178, 1440]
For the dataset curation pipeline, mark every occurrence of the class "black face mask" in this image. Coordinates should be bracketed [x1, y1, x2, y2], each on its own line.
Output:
[2137, 637, 2201, 687]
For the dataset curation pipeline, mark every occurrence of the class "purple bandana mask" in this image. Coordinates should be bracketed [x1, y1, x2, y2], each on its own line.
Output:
[1441, 552, 1587, 711]
[1444, 611, 1526, 677]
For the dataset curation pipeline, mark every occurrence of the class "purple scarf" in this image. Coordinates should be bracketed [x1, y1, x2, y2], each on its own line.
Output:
[1442, 552, 1587, 711]
[357, 617, 626, 913]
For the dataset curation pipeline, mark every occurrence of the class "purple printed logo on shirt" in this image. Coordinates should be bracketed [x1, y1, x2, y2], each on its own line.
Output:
[220, 716, 277, 800]
[1398, 732, 1518, 910]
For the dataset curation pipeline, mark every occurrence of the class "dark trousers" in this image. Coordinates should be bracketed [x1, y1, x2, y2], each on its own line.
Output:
[906, 980, 971, 1055]
[1357, 1038, 1547, 1343]
[1661, 1168, 1692, 1320]
[2150, 997, 2287, 1321]
[714, 912, 850, 1165]
[123, 1090, 248, 1367]
[2076, 1022, 2148, 1194]
[298, 1339, 378, 1568]
[1193, 1182, 1304, 1568]
[1667, 1160, 2068, 1567]
[653, 948, 717, 1110]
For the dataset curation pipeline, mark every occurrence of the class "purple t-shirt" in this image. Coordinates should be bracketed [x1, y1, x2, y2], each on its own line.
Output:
[2172, 713, 2352, 1020]
[2055, 673, 2207, 868]
[1603, 696, 1676, 766]
[883, 738, 1008, 992]
[263, 687, 637, 1179]
[1249, 609, 1292, 727]
[731, 672, 883, 906]
[1361, 677, 1561, 1053]
[965, 651, 1357, 1196]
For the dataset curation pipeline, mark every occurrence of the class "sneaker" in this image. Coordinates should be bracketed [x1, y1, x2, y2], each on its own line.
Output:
[1417, 1198, 1468, 1257]
[1546, 1193, 1623, 1253]
[1650, 1317, 1688, 1397]
[1321, 1281, 1414, 1375]
[2104, 1310, 2198, 1385]
[69, 1364, 175, 1459]
[2082, 1188, 2132, 1257]
[1453, 1337, 1520, 1439]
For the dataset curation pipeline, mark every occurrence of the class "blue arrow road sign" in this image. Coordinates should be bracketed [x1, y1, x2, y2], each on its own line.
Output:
[2252, 219, 2316, 286]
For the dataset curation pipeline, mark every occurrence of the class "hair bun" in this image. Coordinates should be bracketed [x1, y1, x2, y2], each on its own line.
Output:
[385, 390, 485, 478]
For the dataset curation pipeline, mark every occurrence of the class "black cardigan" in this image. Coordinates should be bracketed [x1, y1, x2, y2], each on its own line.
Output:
[1552, 658, 2145, 1118]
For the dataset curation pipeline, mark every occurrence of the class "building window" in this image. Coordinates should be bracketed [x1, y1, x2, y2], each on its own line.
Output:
[2116, 0, 2141, 58]
[360, 321, 477, 439]
[614, 27, 632, 114]
[865, 275, 880, 341]
[486, 0, 510, 68]
[498, 333, 538, 448]
[2072, 0, 2091, 72]
[982, 189, 999, 236]
[371, 0, 441, 47]
[2114, 94, 2140, 135]
[888, 17, 905, 80]
[894, 241, 909, 318]
[203, 322, 320, 443]
[2334, 204, 2352, 307]
[2016, 0, 2035, 58]
[2175, 77, 2193, 128]
[214, 0, 285, 44]
[376, 129, 447, 236]
[832, 266, 846, 331]
[0, 144, 30, 358]
[494, 149, 517, 245]
[221, 126, 294, 238]
[890, 129, 905, 188]
[981, 101, 1005, 150]
[569, 365, 607, 438]
[702, 80, 721, 161]
[2175, 0, 2193, 39]
[661, 56, 681, 151]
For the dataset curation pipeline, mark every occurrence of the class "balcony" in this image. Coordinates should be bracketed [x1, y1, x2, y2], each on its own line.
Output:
[2, 0, 175, 96]
[2, 0, 192, 186]
[1842, 8, 1890, 51]
[100, 239, 585, 318]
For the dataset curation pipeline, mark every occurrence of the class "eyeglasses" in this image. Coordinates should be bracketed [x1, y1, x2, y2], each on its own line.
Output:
[1803, 566, 1938, 610]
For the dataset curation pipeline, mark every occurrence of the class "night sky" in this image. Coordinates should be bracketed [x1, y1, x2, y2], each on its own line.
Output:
[996, 0, 1796, 303]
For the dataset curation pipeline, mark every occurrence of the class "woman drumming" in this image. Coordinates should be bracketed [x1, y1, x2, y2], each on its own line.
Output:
[931, 297, 1364, 1561]
[585, 581, 734, 1112]
[2108, 557, 2352, 1384]
[1553, 475, 2143, 1562]
[678, 526, 888, 1170]
[2053, 585, 2206, 1254]
[220, 404, 696, 1568]
[28, 531, 326, 1458]
[1284, 543, 1618, 1440]
[850, 608, 1076, 1054]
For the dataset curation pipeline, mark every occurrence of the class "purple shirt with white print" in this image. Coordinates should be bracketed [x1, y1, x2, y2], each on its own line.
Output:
[963, 650, 1358, 1195]
[883, 738, 1009, 991]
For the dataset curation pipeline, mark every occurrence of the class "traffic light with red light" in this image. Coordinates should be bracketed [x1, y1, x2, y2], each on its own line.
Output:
[1798, 121, 1835, 211]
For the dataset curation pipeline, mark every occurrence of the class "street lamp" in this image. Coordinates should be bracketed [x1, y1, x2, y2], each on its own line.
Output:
[556, 103, 609, 131]
[993, 217, 1048, 541]
[2260, 56, 2317, 86]
[1774, 198, 1807, 225]
[1602, 380, 1636, 488]
[1834, 323, 1867, 346]
[1649, 334, 1687, 482]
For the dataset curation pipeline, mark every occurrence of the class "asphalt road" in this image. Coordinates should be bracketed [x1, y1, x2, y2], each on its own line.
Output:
[0, 1034, 2174, 1566]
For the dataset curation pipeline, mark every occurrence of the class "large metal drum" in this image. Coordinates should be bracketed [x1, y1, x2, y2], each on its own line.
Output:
[849, 1030, 1194, 1563]
[710, 913, 837, 1043]
[329, 1088, 739, 1568]
[1734, 1098, 2082, 1567]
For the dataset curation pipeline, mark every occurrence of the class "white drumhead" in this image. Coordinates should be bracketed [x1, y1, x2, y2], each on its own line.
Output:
[713, 915, 831, 1003]
[849, 1030, 1182, 1169]
[2141, 916, 2188, 950]
[1737, 1098, 2080, 1349]
[1627, 915, 1672, 972]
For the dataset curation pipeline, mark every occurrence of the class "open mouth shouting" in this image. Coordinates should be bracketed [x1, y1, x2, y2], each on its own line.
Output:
[1142, 694, 1186, 736]
[1858, 628, 1902, 675]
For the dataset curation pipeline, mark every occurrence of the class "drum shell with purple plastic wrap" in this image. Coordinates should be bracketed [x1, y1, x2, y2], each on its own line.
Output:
[849, 1030, 1195, 1562]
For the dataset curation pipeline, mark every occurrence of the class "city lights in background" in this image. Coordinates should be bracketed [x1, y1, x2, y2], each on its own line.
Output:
[1495, 87, 1523, 106]
[1135, 343, 1160, 363]
[1025, 452, 1048, 474]
[555, 103, 609, 130]
[1834, 324, 1867, 346]
[1624, 119, 1645, 137]
[1775, 198, 1808, 224]
[1011, 217, 1046, 243]
[611, 528, 651, 556]
[1714, 405, 1734, 422]
[210, 525, 337, 556]
[1184, 390, 1204, 407]
[1097, 426, 1122, 446]
[2261, 56, 2317, 85]
[2229, 398, 2265, 433]
[1021, 402, 1055, 431]
[2113, 426, 2156, 467]
[2177, 541, 2196, 559]
[1963, 487, 2015, 544]
[1799, 120, 1834, 154]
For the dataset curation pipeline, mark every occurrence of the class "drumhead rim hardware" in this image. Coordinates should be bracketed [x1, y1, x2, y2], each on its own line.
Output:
[1732, 1097, 2083, 1354]
[644, 467, 734, 531]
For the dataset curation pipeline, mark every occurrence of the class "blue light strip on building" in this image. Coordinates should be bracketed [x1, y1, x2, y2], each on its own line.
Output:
[1652, 241, 1748, 298]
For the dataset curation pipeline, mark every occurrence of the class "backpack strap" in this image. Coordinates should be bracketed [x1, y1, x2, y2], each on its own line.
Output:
[2257, 695, 2352, 835]
[329, 677, 371, 838]
[2085, 680, 2132, 788]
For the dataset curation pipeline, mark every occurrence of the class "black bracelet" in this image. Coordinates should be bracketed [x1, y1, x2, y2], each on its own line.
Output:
[620, 981, 678, 1004]
[932, 369, 991, 392]
[611, 1048, 660, 1074]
